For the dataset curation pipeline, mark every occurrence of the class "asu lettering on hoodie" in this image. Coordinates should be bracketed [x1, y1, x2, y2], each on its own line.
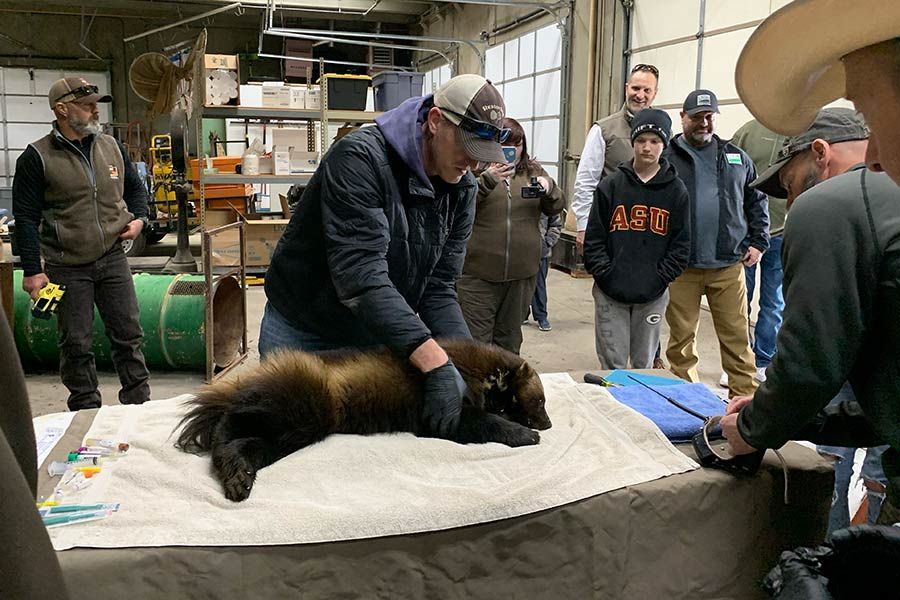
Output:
[608, 204, 671, 235]
[583, 157, 691, 304]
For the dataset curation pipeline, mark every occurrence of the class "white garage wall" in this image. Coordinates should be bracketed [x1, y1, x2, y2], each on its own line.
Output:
[629, 0, 845, 139]
[483, 23, 563, 181]
[1, 68, 112, 186]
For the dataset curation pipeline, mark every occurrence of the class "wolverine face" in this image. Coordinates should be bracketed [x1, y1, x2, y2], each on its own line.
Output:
[483, 362, 552, 431]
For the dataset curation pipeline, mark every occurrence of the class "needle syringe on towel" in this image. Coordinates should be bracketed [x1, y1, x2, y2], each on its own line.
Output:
[42, 508, 114, 529]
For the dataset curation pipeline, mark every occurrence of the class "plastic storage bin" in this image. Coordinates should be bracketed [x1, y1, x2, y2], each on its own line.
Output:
[319, 74, 371, 110]
[373, 71, 426, 111]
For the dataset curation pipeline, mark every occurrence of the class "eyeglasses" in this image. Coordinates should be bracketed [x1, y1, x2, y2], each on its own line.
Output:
[54, 85, 99, 104]
[440, 107, 512, 143]
[631, 63, 659, 78]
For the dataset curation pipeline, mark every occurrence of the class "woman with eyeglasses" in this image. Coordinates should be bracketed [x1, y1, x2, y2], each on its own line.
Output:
[456, 117, 566, 355]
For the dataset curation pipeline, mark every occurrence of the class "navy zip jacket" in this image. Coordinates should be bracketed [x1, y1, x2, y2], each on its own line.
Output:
[264, 95, 475, 357]
[584, 157, 691, 304]
[663, 133, 769, 264]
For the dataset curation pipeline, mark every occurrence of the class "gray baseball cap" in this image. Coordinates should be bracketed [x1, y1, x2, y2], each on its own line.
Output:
[751, 107, 869, 198]
[433, 74, 507, 164]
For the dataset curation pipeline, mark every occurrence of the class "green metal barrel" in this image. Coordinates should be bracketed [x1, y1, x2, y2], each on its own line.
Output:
[12, 271, 243, 371]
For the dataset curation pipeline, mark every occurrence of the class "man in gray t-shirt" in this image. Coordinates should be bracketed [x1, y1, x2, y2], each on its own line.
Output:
[662, 90, 769, 397]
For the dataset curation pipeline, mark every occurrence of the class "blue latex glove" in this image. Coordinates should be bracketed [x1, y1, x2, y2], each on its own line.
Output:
[422, 359, 466, 437]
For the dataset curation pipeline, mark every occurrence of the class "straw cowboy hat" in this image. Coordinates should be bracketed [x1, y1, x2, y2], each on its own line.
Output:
[735, 0, 900, 136]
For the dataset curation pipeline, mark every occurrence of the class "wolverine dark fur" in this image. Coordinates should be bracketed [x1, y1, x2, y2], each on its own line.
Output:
[175, 339, 552, 501]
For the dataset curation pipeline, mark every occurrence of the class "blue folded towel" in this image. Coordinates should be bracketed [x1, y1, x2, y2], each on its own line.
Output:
[603, 370, 685, 387]
[607, 382, 726, 442]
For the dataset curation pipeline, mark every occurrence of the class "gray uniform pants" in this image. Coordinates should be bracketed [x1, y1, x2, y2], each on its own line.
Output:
[457, 274, 537, 355]
[45, 243, 151, 410]
[592, 283, 669, 369]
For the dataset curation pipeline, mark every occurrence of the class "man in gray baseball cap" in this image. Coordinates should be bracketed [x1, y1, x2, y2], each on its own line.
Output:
[752, 107, 869, 206]
[263, 74, 508, 440]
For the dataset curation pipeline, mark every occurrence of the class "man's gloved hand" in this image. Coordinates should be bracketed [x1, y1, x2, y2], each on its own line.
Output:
[422, 360, 467, 437]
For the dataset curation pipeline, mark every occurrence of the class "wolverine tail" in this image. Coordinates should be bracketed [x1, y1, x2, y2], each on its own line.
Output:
[174, 390, 233, 454]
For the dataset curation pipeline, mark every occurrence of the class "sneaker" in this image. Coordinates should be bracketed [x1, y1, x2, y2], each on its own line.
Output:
[718, 372, 729, 388]
[652, 357, 666, 369]
[755, 367, 767, 383]
[538, 320, 552, 331]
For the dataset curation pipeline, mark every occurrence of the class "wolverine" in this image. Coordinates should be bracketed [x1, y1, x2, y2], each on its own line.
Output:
[176, 339, 552, 502]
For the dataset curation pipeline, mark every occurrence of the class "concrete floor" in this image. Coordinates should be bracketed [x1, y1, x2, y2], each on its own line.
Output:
[18, 234, 731, 417]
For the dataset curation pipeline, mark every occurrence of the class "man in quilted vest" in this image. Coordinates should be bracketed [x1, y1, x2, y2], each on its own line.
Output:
[12, 77, 151, 411]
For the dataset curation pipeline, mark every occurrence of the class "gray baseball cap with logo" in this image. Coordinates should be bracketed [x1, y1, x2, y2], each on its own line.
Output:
[48, 76, 112, 107]
[751, 107, 869, 198]
[433, 74, 507, 164]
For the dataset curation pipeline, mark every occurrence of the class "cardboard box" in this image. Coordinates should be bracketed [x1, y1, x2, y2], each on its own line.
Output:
[209, 218, 289, 269]
[204, 54, 240, 107]
[290, 151, 318, 172]
[289, 87, 306, 109]
[272, 127, 311, 151]
[262, 85, 290, 108]
[306, 88, 321, 110]
[273, 149, 291, 175]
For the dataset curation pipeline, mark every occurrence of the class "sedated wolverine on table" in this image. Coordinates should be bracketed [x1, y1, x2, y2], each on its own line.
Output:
[175, 339, 552, 501]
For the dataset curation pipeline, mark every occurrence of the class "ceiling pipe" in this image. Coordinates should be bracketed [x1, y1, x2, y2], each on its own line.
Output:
[123, 1, 241, 42]
[263, 28, 454, 67]
[257, 51, 412, 71]
[267, 26, 483, 62]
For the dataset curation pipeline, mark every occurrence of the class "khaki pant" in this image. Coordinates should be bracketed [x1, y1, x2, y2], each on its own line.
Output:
[665, 263, 758, 396]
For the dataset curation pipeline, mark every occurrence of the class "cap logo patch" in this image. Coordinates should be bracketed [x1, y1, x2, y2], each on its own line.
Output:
[697, 94, 711, 106]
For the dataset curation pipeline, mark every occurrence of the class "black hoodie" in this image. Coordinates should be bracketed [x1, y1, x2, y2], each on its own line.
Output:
[583, 157, 691, 304]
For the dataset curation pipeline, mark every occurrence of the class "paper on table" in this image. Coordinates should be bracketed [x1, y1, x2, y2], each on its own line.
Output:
[33, 412, 77, 467]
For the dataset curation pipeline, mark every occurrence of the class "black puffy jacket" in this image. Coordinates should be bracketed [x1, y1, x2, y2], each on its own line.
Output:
[264, 119, 476, 358]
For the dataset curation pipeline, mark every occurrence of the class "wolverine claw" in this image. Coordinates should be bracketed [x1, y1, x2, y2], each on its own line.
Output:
[215, 454, 256, 502]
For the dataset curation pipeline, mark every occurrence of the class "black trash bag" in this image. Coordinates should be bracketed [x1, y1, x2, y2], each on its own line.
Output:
[764, 525, 900, 599]
[763, 545, 833, 599]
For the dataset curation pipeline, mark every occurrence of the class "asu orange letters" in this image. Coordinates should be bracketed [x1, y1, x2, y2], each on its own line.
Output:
[608, 203, 670, 235]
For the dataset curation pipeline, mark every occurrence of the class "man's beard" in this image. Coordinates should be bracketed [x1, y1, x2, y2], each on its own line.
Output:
[69, 112, 102, 136]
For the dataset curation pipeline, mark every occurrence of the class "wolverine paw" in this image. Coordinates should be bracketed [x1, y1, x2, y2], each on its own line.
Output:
[214, 452, 256, 502]
[503, 427, 541, 447]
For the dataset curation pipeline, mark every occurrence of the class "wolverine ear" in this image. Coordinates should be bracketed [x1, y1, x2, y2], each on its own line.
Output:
[515, 361, 533, 379]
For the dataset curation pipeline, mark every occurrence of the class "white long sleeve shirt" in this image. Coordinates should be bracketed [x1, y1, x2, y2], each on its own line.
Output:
[572, 123, 607, 231]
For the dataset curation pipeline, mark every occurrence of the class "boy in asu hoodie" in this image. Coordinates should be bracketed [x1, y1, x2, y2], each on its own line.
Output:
[584, 109, 691, 369]
[261, 75, 509, 440]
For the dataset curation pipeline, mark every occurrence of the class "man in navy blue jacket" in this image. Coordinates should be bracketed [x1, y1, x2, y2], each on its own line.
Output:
[261, 75, 508, 439]
[662, 90, 769, 397]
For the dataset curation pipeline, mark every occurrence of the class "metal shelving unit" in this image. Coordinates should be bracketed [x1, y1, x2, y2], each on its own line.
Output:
[191, 56, 382, 381]
[202, 173, 314, 185]
[196, 56, 383, 225]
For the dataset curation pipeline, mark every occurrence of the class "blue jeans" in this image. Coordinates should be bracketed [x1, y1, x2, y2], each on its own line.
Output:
[745, 235, 784, 368]
[530, 257, 549, 323]
[817, 384, 889, 536]
[258, 302, 351, 358]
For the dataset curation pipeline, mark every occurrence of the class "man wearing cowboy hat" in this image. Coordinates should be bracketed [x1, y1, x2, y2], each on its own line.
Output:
[721, 108, 900, 526]
[736, 0, 900, 186]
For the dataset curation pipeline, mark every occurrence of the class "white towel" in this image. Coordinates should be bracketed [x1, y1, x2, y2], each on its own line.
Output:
[47, 373, 697, 550]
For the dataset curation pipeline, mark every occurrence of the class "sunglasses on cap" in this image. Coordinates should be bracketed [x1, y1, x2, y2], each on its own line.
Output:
[54, 84, 99, 104]
[440, 107, 512, 143]
[631, 63, 659, 78]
